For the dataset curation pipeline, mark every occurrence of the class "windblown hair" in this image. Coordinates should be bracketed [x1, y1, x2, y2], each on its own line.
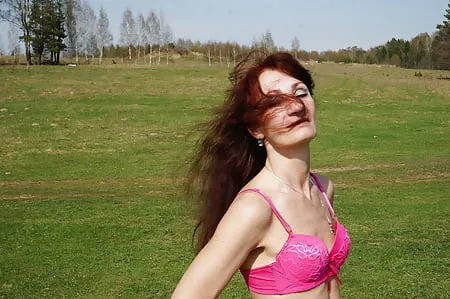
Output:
[187, 51, 315, 253]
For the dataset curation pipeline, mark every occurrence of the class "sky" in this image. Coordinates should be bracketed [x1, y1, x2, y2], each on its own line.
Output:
[0, 0, 448, 53]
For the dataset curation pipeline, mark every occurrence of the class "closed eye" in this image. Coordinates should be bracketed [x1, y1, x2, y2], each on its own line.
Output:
[294, 87, 309, 98]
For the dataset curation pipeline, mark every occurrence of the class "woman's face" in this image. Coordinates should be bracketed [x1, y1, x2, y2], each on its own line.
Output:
[257, 69, 317, 148]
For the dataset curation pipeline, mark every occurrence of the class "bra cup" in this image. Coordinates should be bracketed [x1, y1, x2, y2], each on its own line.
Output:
[328, 224, 351, 275]
[330, 233, 351, 269]
[274, 238, 329, 284]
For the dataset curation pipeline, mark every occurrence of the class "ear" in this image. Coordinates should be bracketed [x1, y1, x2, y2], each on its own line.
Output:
[247, 127, 264, 140]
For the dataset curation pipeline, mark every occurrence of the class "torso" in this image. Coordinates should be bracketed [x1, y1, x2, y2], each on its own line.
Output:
[240, 173, 348, 298]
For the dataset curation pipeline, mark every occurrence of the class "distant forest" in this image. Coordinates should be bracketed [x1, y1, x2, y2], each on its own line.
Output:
[1, 0, 449, 70]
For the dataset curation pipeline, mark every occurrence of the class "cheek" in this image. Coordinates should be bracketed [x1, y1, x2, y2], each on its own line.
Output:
[263, 109, 288, 128]
[306, 100, 316, 118]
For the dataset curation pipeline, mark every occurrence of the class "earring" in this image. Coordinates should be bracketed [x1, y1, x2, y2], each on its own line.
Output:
[257, 139, 264, 147]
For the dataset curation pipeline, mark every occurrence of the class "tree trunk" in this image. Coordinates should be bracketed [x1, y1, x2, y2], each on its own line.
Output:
[137, 46, 141, 64]
[128, 45, 132, 61]
[23, 29, 32, 66]
[149, 45, 152, 64]
[99, 47, 103, 64]
[13, 47, 17, 65]
[166, 45, 169, 64]
[209, 49, 212, 66]
[158, 47, 161, 64]
[219, 48, 222, 65]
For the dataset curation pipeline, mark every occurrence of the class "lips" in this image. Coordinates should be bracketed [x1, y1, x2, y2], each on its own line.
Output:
[287, 118, 310, 129]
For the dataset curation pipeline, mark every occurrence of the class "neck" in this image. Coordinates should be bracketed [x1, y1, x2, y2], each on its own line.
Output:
[264, 143, 311, 192]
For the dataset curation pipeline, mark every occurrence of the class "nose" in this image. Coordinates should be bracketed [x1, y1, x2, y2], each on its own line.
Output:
[286, 100, 305, 116]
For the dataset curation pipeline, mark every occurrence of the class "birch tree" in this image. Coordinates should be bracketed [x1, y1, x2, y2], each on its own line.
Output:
[157, 12, 169, 64]
[74, 0, 96, 63]
[0, 0, 32, 65]
[71, 0, 82, 62]
[96, 5, 112, 64]
[119, 8, 136, 61]
[139, 12, 151, 63]
[81, 1, 96, 62]
[8, 22, 20, 63]
[147, 10, 159, 64]
[0, 35, 4, 56]
[159, 13, 173, 64]
[291, 36, 300, 59]
[64, 0, 77, 57]
[136, 12, 146, 63]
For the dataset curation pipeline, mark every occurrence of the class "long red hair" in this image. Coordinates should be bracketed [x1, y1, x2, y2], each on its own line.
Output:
[187, 51, 315, 253]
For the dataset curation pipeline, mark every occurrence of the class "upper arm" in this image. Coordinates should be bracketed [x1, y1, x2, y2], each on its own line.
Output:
[172, 192, 272, 299]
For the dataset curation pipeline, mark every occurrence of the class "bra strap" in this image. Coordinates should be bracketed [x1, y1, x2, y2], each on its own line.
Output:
[310, 173, 336, 218]
[239, 188, 293, 234]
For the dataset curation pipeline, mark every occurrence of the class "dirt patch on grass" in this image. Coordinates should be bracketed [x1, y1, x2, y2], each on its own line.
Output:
[314, 163, 407, 173]
[0, 189, 181, 201]
[0, 176, 185, 188]
[0, 177, 186, 201]
[2, 163, 448, 200]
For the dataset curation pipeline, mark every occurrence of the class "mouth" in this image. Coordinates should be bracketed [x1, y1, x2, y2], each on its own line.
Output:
[287, 118, 310, 129]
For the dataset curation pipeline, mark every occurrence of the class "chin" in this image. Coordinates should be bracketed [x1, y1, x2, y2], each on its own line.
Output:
[295, 129, 317, 145]
[278, 131, 316, 148]
[292, 123, 316, 140]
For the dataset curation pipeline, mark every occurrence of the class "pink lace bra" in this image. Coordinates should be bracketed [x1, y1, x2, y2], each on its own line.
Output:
[239, 173, 351, 295]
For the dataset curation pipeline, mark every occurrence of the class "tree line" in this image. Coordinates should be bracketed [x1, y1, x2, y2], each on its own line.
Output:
[0, 0, 173, 65]
[0, 1, 449, 70]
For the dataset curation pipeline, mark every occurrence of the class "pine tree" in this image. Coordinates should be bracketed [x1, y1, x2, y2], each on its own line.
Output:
[29, 0, 45, 64]
[431, 2, 450, 70]
[29, 0, 65, 64]
[48, 0, 66, 64]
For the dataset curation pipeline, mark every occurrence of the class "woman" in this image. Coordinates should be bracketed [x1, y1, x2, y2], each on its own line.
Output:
[172, 52, 351, 298]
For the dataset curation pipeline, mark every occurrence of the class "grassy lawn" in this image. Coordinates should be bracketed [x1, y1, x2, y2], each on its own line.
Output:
[0, 61, 449, 298]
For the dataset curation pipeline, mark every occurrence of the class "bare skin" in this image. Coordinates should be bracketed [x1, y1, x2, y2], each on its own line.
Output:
[172, 69, 342, 299]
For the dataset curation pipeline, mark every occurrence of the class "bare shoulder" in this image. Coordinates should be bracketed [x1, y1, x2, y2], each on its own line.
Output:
[313, 173, 335, 205]
[226, 190, 273, 229]
[209, 189, 273, 252]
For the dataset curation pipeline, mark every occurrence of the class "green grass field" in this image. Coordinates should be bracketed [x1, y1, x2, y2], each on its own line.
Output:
[0, 61, 449, 298]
